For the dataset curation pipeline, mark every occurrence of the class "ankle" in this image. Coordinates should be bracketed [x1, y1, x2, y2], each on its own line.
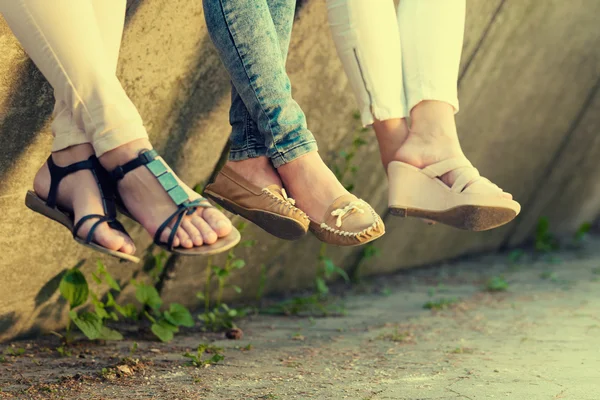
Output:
[51, 143, 95, 166]
[99, 139, 153, 170]
[226, 156, 281, 189]
[227, 156, 272, 169]
[410, 101, 458, 141]
[373, 118, 409, 168]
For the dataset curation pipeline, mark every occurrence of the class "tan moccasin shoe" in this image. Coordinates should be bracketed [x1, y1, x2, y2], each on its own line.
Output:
[309, 194, 385, 247]
[204, 165, 309, 240]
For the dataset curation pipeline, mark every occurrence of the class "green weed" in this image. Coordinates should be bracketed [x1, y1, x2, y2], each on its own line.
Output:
[197, 221, 255, 332]
[261, 294, 345, 317]
[183, 343, 224, 367]
[573, 222, 592, 244]
[56, 257, 196, 344]
[423, 297, 459, 310]
[378, 329, 414, 343]
[485, 276, 509, 292]
[508, 249, 525, 264]
[535, 217, 559, 253]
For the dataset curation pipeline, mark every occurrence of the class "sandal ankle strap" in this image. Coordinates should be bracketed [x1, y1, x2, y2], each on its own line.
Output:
[46, 155, 97, 209]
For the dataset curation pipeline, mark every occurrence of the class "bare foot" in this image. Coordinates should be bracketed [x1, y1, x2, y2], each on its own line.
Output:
[391, 101, 512, 199]
[225, 156, 282, 189]
[33, 143, 135, 254]
[99, 139, 233, 249]
[277, 151, 348, 222]
[373, 118, 410, 168]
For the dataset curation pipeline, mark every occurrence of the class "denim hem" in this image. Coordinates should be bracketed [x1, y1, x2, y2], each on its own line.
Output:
[270, 139, 318, 168]
[229, 145, 269, 161]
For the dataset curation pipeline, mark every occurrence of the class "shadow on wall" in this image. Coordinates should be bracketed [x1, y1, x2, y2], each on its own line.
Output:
[160, 32, 232, 170]
[0, 0, 146, 183]
[0, 60, 53, 183]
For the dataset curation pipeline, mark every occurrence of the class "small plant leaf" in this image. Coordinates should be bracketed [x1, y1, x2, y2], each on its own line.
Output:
[575, 222, 592, 241]
[135, 284, 162, 310]
[231, 259, 246, 269]
[486, 276, 509, 292]
[69, 311, 124, 341]
[96, 261, 121, 292]
[241, 240, 257, 248]
[60, 268, 89, 309]
[163, 303, 194, 328]
[90, 294, 110, 320]
[322, 257, 336, 278]
[103, 272, 121, 292]
[508, 249, 525, 263]
[151, 320, 178, 343]
[97, 326, 123, 341]
[315, 277, 329, 296]
[91, 272, 102, 285]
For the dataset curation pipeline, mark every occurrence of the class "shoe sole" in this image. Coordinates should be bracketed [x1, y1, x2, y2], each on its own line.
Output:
[389, 205, 517, 232]
[204, 190, 307, 241]
[25, 191, 140, 263]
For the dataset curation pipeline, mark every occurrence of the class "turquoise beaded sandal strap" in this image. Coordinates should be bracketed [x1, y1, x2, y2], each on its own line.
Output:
[110, 149, 213, 250]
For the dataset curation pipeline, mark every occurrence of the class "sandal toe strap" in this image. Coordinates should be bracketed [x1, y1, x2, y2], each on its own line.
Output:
[108, 218, 129, 236]
[154, 202, 199, 250]
[420, 157, 473, 179]
[73, 214, 110, 244]
[451, 167, 481, 193]
[421, 157, 503, 195]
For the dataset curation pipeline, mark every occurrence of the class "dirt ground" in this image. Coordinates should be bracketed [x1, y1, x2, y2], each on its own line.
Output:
[1, 239, 599, 400]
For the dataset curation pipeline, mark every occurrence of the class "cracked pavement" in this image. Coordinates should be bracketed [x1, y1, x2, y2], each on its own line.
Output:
[1, 239, 600, 399]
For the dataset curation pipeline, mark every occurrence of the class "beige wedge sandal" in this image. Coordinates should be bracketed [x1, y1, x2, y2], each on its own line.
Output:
[387, 157, 520, 231]
[25, 155, 140, 263]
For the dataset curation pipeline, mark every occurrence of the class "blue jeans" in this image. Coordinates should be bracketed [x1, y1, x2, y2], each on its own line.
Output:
[203, 0, 317, 168]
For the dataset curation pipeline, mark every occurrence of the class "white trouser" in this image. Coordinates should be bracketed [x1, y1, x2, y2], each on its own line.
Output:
[0, 0, 148, 155]
[326, 0, 466, 127]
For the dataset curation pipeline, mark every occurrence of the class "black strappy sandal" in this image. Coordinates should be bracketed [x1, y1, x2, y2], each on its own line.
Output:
[109, 149, 240, 256]
[25, 155, 140, 263]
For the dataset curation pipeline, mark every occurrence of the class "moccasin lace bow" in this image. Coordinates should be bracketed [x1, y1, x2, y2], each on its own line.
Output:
[330, 201, 364, 227]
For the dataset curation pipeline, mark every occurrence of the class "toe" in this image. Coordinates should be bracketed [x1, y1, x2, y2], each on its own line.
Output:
[160, 227, 181, 248]
[175, 226, 194, 249]
[191, 214, 218, 245]
[115, 230, 136, 255]
[89, 222, 125, 251]
[182, 219, 203, 247]
[200, 207, 232, 238]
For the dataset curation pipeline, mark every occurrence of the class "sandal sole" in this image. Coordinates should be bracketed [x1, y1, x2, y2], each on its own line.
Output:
[204, 191, 307, 241]
[158, 227, 241, 256]
[116, 199, 242, 256]
[389, 205, 517, 232]
[25, 191, 140, 263]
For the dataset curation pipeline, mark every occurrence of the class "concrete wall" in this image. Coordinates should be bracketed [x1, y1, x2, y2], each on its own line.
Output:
[0, 0, 598, 341]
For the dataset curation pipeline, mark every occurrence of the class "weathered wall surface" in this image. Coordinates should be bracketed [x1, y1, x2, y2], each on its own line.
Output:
[0, 0, 598, 341]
